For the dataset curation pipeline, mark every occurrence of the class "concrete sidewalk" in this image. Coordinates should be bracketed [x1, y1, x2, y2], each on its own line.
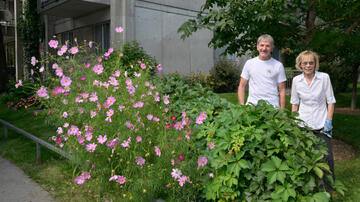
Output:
[0, 157, 53, 202]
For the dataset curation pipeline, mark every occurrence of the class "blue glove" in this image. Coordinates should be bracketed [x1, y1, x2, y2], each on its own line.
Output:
[324, 118, 332, 132]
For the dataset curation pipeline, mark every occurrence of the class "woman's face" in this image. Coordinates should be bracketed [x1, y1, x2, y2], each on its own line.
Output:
[301, 55, 315, 76]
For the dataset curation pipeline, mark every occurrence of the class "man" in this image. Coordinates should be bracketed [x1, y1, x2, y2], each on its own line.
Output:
[238, 34, 287, 108]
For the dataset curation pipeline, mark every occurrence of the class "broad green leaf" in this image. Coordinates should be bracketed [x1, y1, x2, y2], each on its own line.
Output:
[313, 167, 324, 179]
[267, 171, 277, 184]
[312, 192, 330, 202]
[261, 160, 276, 172]
[276, 171, 286, 184]
[271, 156, 282, 168]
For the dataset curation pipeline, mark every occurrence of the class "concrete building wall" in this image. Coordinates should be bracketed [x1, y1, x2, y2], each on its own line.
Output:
[134, 0, 213, 75]
[43, 0, 214, 75]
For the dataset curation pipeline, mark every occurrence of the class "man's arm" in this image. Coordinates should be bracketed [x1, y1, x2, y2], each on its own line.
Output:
[291, 104, 298, 112]
[278, 81, 286, 109]
[238, 78, 248, 105]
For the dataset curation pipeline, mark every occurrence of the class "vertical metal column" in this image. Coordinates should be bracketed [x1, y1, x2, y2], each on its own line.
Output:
[36, 143, 41, 165]
[4, 125, 8, 138]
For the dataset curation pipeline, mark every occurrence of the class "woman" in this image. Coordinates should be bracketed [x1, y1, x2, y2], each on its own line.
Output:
[290, 50, 336, 184]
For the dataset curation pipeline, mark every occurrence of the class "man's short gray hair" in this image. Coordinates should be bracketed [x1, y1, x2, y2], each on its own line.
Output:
[257, 34, 274, 47]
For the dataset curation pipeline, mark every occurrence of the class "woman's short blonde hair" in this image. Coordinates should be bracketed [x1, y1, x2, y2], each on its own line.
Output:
[295, 50, 320, 71]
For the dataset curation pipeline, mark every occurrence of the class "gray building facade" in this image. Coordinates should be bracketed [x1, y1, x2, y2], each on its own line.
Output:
[38, 0, 215, 75]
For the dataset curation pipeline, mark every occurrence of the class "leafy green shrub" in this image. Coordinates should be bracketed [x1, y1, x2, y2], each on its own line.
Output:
[197, 101, 335, 201]
[101, 41, 159, 77]
[210, 59, 241, 93]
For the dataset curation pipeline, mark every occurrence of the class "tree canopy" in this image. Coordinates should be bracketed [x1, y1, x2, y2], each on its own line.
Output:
[178, 0, 360, 60]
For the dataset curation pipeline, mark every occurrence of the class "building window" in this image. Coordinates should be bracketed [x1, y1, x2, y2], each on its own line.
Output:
[5, 41, 15, 67]
[94, 22, 110, 53]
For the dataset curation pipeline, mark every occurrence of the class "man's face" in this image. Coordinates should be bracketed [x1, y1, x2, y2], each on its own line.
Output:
[257, 40, 273, 60]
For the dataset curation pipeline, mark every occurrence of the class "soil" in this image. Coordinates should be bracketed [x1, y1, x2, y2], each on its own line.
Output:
[332, 139, 358, 161]
[331, 107, 359, 161]
[334, 107, 360, 115]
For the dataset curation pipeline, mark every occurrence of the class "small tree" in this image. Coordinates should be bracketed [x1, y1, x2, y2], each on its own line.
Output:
[178, 0, 360, 108]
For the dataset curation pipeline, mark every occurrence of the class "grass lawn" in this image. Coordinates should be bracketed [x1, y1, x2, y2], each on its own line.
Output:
[0, 103, 99, 201]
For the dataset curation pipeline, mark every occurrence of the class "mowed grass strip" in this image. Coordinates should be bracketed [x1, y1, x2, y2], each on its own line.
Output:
[0, 103, 98, 201]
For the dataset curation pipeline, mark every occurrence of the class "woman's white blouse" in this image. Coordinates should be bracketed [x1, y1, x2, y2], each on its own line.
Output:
[290, 71, 336, 130]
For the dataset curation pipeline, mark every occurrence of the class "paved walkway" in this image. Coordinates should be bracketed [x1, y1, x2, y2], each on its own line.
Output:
[0, 157, 53, 202]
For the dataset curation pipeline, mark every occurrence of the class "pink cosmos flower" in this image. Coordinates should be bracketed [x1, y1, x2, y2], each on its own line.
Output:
[185, 134, 190, 140]
[85, 131, 93, 141]
[105, 117, 112, 122]
[30, 69, 34, 75]
[80, 77, 86, 81]
[89, 93, 98, 102]
[67, 125, 79, 135]
[209, 173, 214, 178]
[57, 50, 64, 56]
[89, 41, 93, 48]
[154, 146, 161, 157]
[197, 156, 208, 169]
[106, 109, 114, 117]
[171, 158, 175, 166]
[127, 86, 136, 95]
[37, 87, 48, 98]
[69, 47, 79, 54]
[174, 122, 183, 130]
[136, 156, 146, 168]
[106, 137, 119, 148]
[171, 168, 182, 179]
[208, 142, 215, 149]
[140, 63, 146, 69]
[134, 72, 141, 77]
[156, 64, 162, 71]
[39, 66, 44, 72]
[90, 111, 97, 118]
[118, 105, 125, 112]
[136, 136, 142, 142]
[153, 117, 160, 122]
[75, 97, 83, 103]
[93, 64, 104, 75]
[121, 138, 131, 148]
[178, 176, 187, 187]
[109, 77, 119, 86]
[106, 96, 116, 106]
[125, 79, 132, 86]
[60, 45, 67, 52]
[145, 81, 150, 87]
[154, 96, 160, 102]
[115, 26, 124, 33]
[52, 63, 59, 69]
[56, 127, 63, 134]
[63, 123, 69, 128]
[198, 112, 208, 120]
[78, 135, 85, 145]
[133, 101, 144, 108]
[31, 56, 37, 66]
[117, 176, 126, 184]
[55, 68, 63, 77]
[97, 135, 107, 144]
[86, 143, 97, 152]
[74, 176, 85, 185]
[119, 52, 123, 57]
[80, 93, 89, 99]
[60, 76, 72, 87]
[15, 80, 23, 88]
[195, 117, 203, 125]
[48, 40, 58, 48]
[62, 112, 68, 118]
[113, 70, 121, 77]
[146, 114, 153, 120]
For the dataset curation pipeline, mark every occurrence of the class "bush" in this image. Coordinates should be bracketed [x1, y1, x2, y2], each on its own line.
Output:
[210, 59, 241, 93]
[197, 101, 336, 201]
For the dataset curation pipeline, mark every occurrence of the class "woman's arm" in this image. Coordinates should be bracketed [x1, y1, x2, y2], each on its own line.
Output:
[327, 103, 335, 120]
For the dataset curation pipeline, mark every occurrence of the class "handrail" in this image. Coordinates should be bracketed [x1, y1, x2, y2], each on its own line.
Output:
[0, 119, 71, 164]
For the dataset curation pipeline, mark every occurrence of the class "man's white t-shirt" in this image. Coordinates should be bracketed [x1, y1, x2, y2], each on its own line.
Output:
[241, 57, 287, 107]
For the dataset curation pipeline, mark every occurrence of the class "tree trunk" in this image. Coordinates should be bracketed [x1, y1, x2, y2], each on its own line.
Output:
[0, 25, 9, 93]
[351, 64, 359, 111]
